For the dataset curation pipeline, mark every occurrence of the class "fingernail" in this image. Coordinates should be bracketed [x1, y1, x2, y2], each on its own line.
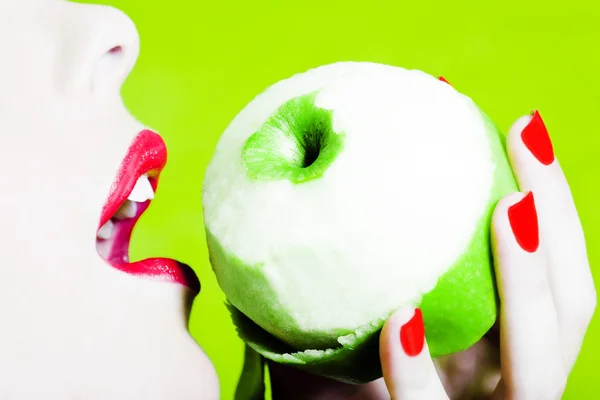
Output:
[521, 110, 555, 165]
[507, 192, 539, 253]
[400, 309, 425, 357]
[439, 76, 452, 86]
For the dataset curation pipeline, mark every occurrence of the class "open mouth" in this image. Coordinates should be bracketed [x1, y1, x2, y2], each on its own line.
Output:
[96, 129, 200, 294]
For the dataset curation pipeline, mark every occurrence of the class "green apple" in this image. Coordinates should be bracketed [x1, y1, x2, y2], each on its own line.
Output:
[202, 61, 517, 383]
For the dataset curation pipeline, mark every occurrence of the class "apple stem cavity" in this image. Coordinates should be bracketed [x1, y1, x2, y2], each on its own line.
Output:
[241, 92, 345, 184]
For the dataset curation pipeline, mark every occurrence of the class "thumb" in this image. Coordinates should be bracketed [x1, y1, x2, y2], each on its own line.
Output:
[380, 308, 449, 400]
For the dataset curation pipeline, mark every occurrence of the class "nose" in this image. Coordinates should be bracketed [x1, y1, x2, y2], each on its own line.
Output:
[59, 3, 140, 97]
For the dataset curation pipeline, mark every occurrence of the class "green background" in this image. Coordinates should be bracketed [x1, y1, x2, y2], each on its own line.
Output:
[82, 0, 599, 398]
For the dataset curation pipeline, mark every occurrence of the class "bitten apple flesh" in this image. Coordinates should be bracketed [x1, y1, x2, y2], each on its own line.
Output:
[202, 62, 517, 383]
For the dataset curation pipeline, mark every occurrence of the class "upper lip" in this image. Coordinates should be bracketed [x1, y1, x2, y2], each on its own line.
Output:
[96, 129, 200, 294]
[98, 129, 166, 229]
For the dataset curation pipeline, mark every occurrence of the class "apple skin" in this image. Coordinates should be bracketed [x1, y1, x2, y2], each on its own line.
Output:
[206, 111, 515, 384]
[202, 62, 518, 383]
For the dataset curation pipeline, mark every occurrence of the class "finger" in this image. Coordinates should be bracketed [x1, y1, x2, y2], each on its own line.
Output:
[491, 193, 567, 398]
[380, 308, 448, 400]
[506, 112, 597, 367]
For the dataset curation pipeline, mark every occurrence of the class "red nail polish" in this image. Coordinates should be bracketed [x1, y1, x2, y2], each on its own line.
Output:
[400, 309, 425, 357]
[439, 76, 452, 86]
[507, 192, 539, 253]
[521, 110, 555, 165]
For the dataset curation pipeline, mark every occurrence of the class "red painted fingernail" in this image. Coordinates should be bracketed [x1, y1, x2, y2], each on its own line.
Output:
[400, 309, 425, 357]
[521, 110, 555, 165]
[439, 76, 452, 86]
[507, 192, 539, 253]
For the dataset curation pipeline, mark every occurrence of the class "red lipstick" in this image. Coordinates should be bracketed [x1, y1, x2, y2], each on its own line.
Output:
[96, 130, 199, 293]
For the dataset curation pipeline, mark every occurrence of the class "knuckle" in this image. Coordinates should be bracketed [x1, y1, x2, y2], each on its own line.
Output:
[542, 370, 568, 400]
[583, 294, 597, 324]
[521, 377, 566, 400]
[571, 286, 597, 328]
[504, 268, 551, 299]
[549, 377, 568, 400]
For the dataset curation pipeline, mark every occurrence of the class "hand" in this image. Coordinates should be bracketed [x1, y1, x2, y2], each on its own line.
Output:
[269, 111, 597, 400]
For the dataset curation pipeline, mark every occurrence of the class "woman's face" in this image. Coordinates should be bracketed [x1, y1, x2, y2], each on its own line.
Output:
[0, 0, 219, 397]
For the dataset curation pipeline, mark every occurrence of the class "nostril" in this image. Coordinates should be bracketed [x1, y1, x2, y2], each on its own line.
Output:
[92, 44, 127, 92]
[100, 46, 124, 71]
[61, 4, 140, 97]
[89, 34, 139, 96]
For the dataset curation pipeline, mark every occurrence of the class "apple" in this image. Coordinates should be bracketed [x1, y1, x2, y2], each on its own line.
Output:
[202, 61, 517, 383]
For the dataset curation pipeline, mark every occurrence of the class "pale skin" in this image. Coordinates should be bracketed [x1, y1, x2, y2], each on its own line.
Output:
[0, 0, 219, 398]
[0, 1, 595, 399]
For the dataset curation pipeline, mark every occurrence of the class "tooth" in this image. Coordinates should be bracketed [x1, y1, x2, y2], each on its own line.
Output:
[114, 200, 137, 220]
[127, 175, 155, 202]
[97, 220, 114, 240]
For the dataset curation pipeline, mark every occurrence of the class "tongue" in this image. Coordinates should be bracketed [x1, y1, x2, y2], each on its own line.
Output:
[98, 198, 201, 293]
